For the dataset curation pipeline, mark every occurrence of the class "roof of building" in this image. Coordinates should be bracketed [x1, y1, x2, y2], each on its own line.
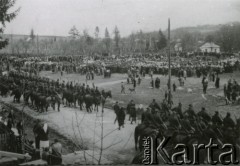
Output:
[174, 43, 182, 48]
[200, 42, 220, 48]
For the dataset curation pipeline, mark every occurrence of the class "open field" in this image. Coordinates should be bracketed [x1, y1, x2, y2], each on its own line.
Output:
[40, 71, 240, 117]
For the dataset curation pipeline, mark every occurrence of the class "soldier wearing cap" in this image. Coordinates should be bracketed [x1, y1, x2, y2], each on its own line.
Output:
[223, 112, 235, 130]
[212, 111, 222, 126]
[197, 107, 211, 123]
[184, 104, 196, 123]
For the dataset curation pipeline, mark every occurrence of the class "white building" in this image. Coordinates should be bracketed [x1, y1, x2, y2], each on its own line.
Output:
[200, 42, 220, 53]
[174, 43, 183, 52]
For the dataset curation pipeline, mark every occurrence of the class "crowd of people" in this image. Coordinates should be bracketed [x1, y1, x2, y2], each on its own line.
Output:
[1, 53, 239, 78]
[0, 103, 63, 165]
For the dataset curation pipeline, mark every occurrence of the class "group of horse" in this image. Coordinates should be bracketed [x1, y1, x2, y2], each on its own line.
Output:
[0, 74, 112, 113]
[61, 88, 112, 113]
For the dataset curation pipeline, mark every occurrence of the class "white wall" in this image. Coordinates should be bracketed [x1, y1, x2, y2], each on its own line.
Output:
[200, 47, 220, 53]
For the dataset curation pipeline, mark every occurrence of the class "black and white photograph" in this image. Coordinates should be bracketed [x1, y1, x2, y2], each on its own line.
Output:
[0, 0, 240, 165]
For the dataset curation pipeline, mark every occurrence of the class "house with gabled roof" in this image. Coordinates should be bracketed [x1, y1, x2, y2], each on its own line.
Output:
[200, 42, 220, 53]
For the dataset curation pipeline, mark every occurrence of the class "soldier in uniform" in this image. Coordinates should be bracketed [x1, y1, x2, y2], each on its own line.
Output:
[66, 82, 70, 90]
[61, 81, 65, 89]
[117, 107, 125, 130]
[223, 112, 235, 130]
[141, 107, 151, 125]
[197, 107, 211, 123]
[69, 82, 73, 90]
[127, 100, 136, 124]
[113, 102, 120, 124]
[149, 99, 160, 114]
[212, 111, 222, 126]
[56, 79, 60, 88]
[95, 87, 101, 97]
[184, 104, 196, 123]
[86, 85, 91, 94]
[172, 102, 183, 119]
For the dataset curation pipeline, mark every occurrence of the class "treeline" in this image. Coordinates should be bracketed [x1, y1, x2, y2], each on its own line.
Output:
[1, 22, 240, 56]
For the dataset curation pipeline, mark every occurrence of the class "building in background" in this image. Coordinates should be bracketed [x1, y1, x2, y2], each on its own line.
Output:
[200, 42, 220, 53]
[174, 42, 183, 52]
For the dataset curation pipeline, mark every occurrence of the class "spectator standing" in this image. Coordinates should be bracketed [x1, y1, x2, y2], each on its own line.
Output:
[117, 107, 125, 130]
[215, 75, 220, 88]
[173, 82, 176, 92]
[121, 82, 125, 94]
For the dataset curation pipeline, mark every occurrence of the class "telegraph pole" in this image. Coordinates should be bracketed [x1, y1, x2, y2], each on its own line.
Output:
[168, 18, 172, 107]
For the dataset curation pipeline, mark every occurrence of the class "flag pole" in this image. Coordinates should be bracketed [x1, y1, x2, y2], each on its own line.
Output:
[168, 18, 172, 107]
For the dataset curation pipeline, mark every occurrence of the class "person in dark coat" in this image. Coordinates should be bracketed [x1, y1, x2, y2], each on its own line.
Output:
[172, 102, 183, 119]
[8, 110, 15, 126]
[223, 112, 235, 130]
[127, 100, 136, 124]
[155, 77, 160, 89]
[215, 75, 220, 88]
[184, 104, 196, 122]
[149, 99, 160, 114]
[117, 107, 125, 130]
[202, 77, 208, 94]
[33, 120, 41, 149]
[16, 120, 24, 136]
[141, 107, 151, 125]
[133, 78, 136, 88]
[173, 82, 176, 92]
[212, 111, 222, 127]
[113, 102, 120, 124]
[197, 107, 211, 123]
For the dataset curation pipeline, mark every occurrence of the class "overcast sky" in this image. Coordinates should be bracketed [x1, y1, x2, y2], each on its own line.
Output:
[4, 0, 240, 37]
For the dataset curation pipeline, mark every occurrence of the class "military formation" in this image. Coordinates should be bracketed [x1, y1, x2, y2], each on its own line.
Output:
[0, 71, 112, 113]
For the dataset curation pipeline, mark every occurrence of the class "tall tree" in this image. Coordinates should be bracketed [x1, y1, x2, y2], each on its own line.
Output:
[157, 29, 167, 50]
[83, 29, 93, 46]
[137, 30, 145, 51]
[104, 27, 111, 53]
[113, 26, 120, 53]
[129, 33, 135, 51]
[181, 32, 195, 51]
[94, 26, 100, 39]
[205, 35, 214, 43]
[30, 28, 35, 40]
[68, 25, 79, 40]
[0, 0, 20, 49]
